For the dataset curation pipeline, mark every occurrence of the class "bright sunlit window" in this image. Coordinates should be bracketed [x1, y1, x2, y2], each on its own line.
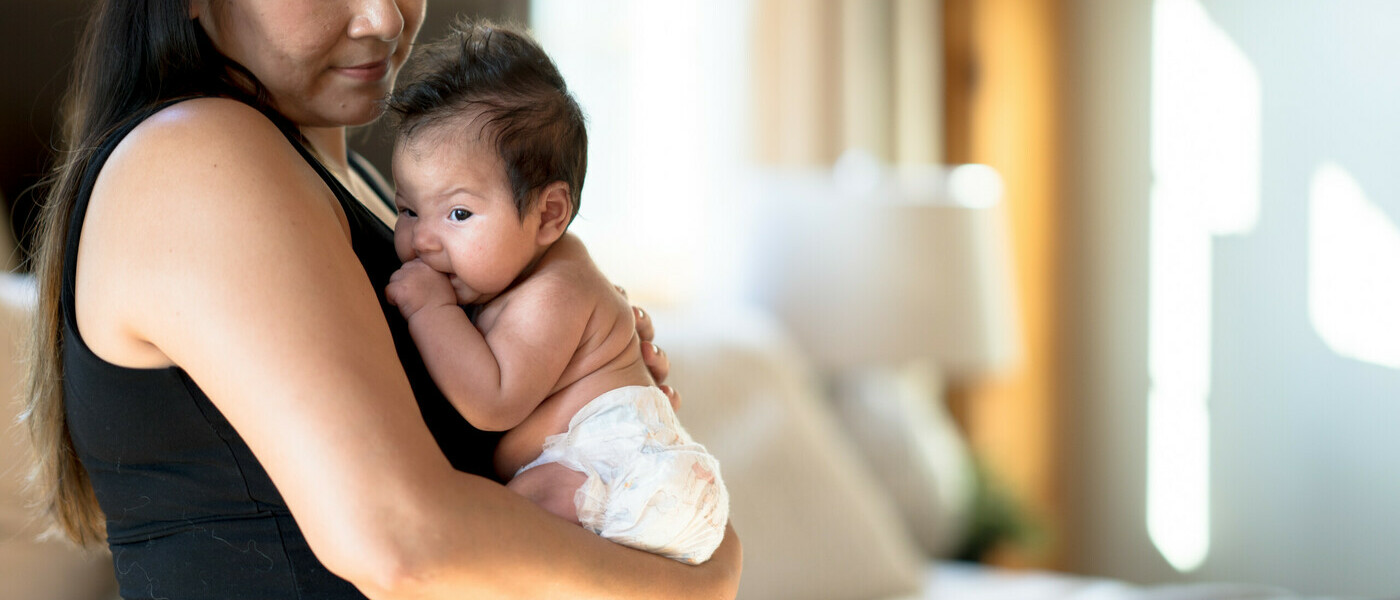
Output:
[1148, 0, 1261, 573]
[1309, 162, 1400, 369]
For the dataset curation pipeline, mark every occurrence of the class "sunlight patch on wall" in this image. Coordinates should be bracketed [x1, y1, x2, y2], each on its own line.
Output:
[1309, 163, 1400, 369]
[1146, 189, 1216, 575]
[1148, 0, 1261, 573]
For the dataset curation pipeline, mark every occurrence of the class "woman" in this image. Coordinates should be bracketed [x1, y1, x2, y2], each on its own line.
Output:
[21, 1, 741, 598]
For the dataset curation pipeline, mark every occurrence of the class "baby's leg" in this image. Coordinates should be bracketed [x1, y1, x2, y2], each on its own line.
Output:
[507, 462, 587, 525]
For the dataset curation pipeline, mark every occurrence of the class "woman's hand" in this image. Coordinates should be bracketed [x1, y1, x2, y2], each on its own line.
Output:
[619, 286, 682, 411]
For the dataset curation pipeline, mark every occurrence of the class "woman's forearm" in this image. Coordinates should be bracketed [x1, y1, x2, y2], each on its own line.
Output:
[357, 469, 741, 600]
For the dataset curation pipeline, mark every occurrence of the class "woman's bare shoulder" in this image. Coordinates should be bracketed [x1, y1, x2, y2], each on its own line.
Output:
[137, 97, 282, 139]
[108, 98, 307, 183]
[95, 97, 339, 233]
[77, 98, 349, 367]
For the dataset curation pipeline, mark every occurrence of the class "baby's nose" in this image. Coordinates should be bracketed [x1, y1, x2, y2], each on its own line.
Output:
[412, 225, 441, 253]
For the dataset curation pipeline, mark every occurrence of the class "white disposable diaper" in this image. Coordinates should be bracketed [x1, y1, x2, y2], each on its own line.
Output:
[516, 385, 729, 564]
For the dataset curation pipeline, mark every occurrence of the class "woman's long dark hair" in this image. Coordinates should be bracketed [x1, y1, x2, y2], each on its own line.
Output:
[21, 0, 274, 546]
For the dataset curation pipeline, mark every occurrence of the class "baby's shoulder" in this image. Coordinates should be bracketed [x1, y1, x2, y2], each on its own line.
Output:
[519, 255, 615, 310]
[500, 240, 626, 319]
[477, 263, 613, 336]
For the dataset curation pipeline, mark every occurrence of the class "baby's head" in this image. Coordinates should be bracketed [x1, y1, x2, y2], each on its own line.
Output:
[387, 19, 586, 304]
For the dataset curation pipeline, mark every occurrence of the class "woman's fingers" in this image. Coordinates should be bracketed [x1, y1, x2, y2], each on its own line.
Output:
[659, 385, 682, 412]
[630, 302, 680, 409]
[641, 338, 670, 385]
[633, 306, 655, 342]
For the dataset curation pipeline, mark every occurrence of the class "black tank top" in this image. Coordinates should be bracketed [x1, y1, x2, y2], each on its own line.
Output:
[62, 99, 501, 599]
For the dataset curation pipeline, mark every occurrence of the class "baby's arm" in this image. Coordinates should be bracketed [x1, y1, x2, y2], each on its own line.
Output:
[386, 255, 593, 432]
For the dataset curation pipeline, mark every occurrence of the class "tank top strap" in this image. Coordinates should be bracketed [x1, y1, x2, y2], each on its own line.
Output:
[349, 151, 397, 214]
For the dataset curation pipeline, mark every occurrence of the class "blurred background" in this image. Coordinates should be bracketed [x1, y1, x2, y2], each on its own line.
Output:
[4, 1, 1400, 599]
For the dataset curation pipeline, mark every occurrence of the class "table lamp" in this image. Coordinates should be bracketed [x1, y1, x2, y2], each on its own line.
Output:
[739, 153, 1022, 557]
[743, 154, 1020, 378]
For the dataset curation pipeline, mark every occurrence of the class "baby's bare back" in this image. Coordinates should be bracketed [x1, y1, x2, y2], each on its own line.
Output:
[483, 245, 654, 479]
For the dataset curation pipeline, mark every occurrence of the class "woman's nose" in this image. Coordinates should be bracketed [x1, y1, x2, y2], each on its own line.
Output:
[348, 0, 405, 41]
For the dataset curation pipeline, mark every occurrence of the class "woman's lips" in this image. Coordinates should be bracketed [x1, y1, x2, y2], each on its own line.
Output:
[334, 60, 390, 81]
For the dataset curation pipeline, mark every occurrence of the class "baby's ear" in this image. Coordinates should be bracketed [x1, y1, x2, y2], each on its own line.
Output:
[533, 181, 574, 245]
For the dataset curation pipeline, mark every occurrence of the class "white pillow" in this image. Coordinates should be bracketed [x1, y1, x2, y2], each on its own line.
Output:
[658, 305, 925, 600]
[827, 365, 976, 558]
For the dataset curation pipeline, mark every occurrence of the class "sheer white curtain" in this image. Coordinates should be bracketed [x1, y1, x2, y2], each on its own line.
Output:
[752, 0, 942, 167]
[530, 1, 943, 305]
[531, 1, 754, 305]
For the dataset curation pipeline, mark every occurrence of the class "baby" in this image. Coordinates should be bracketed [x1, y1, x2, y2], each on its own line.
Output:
[383, 20, 728, 565]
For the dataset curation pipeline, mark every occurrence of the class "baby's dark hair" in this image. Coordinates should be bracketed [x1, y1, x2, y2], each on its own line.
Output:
[388, 18, 586, 222]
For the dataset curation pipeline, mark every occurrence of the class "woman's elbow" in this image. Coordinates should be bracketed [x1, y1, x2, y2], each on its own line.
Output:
[315, 527, 432, 598]
[307, 496, 449, 598]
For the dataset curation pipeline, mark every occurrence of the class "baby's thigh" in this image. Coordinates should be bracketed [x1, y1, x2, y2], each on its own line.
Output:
[506, 462, 587, 525]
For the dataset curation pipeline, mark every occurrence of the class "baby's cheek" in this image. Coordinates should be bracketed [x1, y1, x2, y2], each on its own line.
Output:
[393, 230, 415, 262]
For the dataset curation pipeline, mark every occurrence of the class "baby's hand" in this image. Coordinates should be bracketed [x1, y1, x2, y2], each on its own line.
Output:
[387, 259, 457, 319]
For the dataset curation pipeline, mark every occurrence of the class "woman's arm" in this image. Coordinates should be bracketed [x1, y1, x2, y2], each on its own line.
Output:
[78, 98, 739, 599]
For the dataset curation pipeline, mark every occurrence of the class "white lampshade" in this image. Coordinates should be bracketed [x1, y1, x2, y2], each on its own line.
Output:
[742, 160, 1021, 378]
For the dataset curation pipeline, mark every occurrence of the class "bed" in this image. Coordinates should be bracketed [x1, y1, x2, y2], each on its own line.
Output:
[656, 304, 1326, 600]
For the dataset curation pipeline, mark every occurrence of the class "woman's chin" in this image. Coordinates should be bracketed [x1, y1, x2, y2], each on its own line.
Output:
[282, 90, 393, 128]
[343, 109, 387, 128]
[335, 98, 392, 127]
[294, 106, 384, 129]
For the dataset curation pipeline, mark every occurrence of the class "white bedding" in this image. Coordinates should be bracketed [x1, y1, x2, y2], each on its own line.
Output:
[659, 305, 1353, 600]
[921, 562, 1344, 600]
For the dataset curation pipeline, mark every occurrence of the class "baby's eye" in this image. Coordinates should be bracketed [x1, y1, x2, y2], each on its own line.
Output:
[398, 207, 417, 218]
[449, 208, 473, 222]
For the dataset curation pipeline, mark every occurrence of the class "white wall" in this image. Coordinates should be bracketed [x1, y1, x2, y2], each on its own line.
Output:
[1067, 1, 1400, 596]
